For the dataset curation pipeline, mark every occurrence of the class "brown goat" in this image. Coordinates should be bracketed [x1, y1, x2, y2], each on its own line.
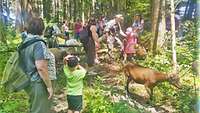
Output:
[123, 63, 180, 100]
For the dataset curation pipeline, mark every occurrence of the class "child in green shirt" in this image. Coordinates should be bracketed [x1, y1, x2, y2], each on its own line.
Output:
[63, 55, 86, 113]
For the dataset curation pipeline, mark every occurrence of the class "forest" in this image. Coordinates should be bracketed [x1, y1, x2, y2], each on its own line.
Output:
[0, 0, 199, 113]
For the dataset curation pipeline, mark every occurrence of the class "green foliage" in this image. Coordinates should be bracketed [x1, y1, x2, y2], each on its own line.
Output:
[0, 47, 28, 113]
[134, 20, 197, 112]
[0, 91, 28, 113]
[83, 86, 142, 113]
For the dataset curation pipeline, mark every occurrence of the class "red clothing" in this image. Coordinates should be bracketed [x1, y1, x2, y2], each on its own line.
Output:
[123, 33, 138, 54]
[75, 22, 83, 33]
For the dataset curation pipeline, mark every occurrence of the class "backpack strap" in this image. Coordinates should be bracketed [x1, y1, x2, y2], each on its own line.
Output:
[18, 39, 46, 51]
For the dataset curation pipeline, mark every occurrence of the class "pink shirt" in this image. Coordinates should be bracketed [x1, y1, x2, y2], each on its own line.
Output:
[124, 33, 138, 54]
[75, 22, 83, 33]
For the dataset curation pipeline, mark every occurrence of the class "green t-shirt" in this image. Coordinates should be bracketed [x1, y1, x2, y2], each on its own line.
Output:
[63, 65, 86, 95]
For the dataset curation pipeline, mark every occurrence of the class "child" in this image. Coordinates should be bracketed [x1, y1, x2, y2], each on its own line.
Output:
[62, 20, 70, 44]
[63, 55, 87, 113]
[120, 27, 138, 63]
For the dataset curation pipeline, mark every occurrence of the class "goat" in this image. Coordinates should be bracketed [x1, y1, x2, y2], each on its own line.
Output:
[123, 63, 181, 100]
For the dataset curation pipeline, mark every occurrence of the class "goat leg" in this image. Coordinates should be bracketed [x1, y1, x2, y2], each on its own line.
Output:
[149, 87, 154, 101]
[125, 76, 132, 97]
[144, 85, 152, 100]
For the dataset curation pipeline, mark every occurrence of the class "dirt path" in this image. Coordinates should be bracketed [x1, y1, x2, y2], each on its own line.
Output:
[51, 63, 176, 113]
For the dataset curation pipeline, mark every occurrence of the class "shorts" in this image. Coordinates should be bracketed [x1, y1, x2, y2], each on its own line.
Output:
[64, 31, 69, 37]
[67, 95, 83, 111]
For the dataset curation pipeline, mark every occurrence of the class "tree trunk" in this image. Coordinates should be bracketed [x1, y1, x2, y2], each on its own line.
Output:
[0, 0, 7, 43]
[170, 0, 178, 73]
[92, 0, 96, 14]
[157, 0, 166, 48]
[81, 0, 85, 25]
[151, 0, 161, 55]
[15, 0, 33, 31]
[0, 0, 3, 20]
[73, 0, 76, 22]
[63, 0, 67, 20]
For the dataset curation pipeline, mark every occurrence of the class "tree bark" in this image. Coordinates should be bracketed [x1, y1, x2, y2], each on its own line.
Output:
[170, 0, 178, 73]
[151, 0, 161, 55]
[157, 0, 166, 48]
[63, 0, 67, 20]
[73, 0, 76, 22]
[81, 0, 85, 25]
[92, 0, 96, 14]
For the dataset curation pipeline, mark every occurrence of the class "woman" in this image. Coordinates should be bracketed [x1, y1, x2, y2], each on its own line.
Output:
[83, 18, 100, 67]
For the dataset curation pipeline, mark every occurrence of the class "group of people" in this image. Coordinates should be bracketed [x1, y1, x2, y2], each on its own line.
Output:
[65, 14, 144, 66]
[77, 14, 144, 65]
[19, 13, 145, 113]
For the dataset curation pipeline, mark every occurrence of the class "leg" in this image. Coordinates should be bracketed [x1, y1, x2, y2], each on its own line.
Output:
[150, 87, 153, 100]
[145, 85, 153, 100]
[125, 76, 132, 97]
[25, 82, 51, 113]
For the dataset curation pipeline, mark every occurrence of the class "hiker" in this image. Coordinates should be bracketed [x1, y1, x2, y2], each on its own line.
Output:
[22, 17, 53, 113]
[104, 14, 124, 57]
[132, 14, 144, 34]
[46, 49, 57, 90]
[82, 17, 100, 66]
[62, 20, 70, 43]
[104, 14, 123, 38]
[74, 19, 83, 41]
[63, 55, 87, 113]
[120, 27, 138, 63]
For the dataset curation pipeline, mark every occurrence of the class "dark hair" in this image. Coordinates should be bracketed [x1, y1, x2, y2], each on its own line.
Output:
[27, 17, 45, 35]
[67, 56, 79, 68]
[88, 17, 96, 25]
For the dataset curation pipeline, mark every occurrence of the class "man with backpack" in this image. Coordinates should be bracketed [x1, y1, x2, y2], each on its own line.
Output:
[24, 17, 53, 113]
[3, 17, 53, 113]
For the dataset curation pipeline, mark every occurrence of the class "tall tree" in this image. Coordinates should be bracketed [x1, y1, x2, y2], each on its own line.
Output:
[63, 0, 67, 20]
[15, 0, 33, 31]
[170, 0, 178, 73]
[81, 0, 85, 25]
[151, 0, 161, 55]
[157, 0, 166, 48]
[0, 0, 7, 43]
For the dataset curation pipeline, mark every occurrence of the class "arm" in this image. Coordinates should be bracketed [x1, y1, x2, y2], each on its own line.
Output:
[34, 42, 53, 99]
[120, 30, 127, 37]
[90, 25, 99, 44]
[76, 65, 87, 79]
[35, 60, 53, 99]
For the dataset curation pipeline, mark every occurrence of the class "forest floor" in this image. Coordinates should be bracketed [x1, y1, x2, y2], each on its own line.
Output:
[51, 62, 177, 113]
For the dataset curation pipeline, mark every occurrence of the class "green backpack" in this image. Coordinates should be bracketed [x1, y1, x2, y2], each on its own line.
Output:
[1, 39, 46, 92]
